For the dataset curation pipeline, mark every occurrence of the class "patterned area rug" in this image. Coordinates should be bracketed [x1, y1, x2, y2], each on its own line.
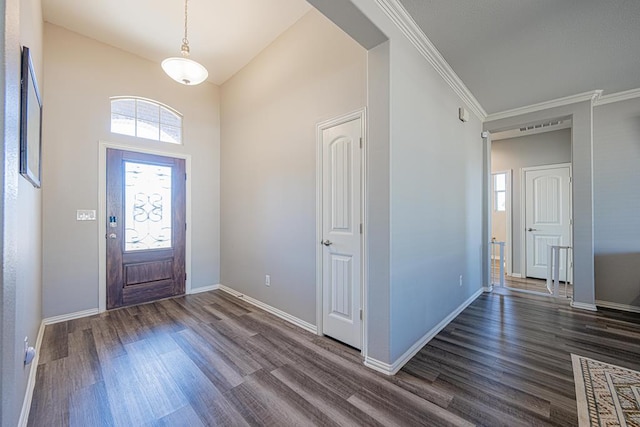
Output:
[572, 354, 640, 426]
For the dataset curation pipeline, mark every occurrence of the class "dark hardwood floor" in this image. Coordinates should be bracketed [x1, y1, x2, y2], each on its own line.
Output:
[28, 289, 640, 426]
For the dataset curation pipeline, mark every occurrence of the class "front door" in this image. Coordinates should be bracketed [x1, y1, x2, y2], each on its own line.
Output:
[321, 117, 362, 349]
[524, 164, 571, 281]
[106, 148, 186, 309]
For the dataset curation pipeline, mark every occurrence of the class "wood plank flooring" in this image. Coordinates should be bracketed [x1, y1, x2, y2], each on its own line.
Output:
[28, 289, 640, 426]
[492, 261, 573, 297]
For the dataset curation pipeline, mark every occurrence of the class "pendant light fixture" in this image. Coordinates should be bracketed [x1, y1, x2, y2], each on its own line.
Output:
[161, 0, 208, 85]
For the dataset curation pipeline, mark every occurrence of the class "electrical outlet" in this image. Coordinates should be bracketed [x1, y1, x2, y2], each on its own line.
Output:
[459, 275, 463, 287]
[265, 275, 270, 287]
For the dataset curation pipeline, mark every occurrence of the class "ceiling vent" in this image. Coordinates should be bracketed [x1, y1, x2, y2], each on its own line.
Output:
[519, 120, 563, 132]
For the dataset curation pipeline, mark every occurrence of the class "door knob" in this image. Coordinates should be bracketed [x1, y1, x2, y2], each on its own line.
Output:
[527, 228, 538, 232]
[321, 240, 333, 246]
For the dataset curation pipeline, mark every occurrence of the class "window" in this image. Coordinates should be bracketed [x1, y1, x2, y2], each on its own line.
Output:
[493, 173, 506, 212]
[110, 97, 182, 144]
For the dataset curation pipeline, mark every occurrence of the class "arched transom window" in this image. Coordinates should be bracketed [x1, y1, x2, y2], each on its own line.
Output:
[110, 97, 182, 144]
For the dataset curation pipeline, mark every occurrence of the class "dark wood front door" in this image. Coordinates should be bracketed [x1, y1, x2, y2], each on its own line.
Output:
[106, 148, 186, 309]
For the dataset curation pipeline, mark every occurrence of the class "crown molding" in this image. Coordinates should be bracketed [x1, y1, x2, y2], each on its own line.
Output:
[485, 90, 603, 123]
[594, 88, 640, 106]
[375, 0, 487, 121]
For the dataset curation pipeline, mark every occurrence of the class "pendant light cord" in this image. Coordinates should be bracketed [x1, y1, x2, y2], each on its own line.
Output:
[183, 0, 189, 44]
[181, 0, 190, 55]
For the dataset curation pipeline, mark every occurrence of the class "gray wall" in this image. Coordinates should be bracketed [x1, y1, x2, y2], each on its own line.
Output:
[42, 24, 220, 317]
[319, 0, 485, 364]
[492, 129, 572, 274]
[220, 9, 367, 325]
[1, 0, 43, 425]
[593, 98, 640, 308]
[388, 37, 483, 363]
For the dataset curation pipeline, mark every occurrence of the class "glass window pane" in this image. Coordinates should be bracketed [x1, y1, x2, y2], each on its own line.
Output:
[110, 98, 183, 144]
[111, 99, 135, 117]
[137, 100, 160, 123]
[111, 114, 136, 136]
[124, 162, 172, 251]
[160, 107, 182, 128]
[496, 191, 506, 211]
[160, 125, 181, 144]
[494, 173, 506, 191]
[136, 119, 161, 140]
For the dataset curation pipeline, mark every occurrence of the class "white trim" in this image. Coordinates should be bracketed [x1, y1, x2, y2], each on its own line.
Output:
[594, 88, 640, 106]
[509, 273, 522, 278]
[596, 300, 640, 314]
[485, 90, 602, 122]
[43, 308, 101, 325]
[375, 0, 486, 120]
[315, 109, 367, 355]
[483, 285, 494, 293]
[188, 284, 220, 295]
[18, 321, 45, 427]
[364, 357, 395, 375]
[365, 288, 484, 375]
[570, 301, 598, 312]
[98, 141, 192, 312]
[219, 285, 317, 334]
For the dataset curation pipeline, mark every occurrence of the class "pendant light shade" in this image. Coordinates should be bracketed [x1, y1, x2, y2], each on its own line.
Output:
[162, 0, 208, 85]
[162, 57, 208, 86]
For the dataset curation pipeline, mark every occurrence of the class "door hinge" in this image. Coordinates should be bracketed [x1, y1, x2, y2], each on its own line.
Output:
[185, 273, 187, 281]
[185, 173, 187, 181]
[569, 176, 572, 183]
[359, 137, 363, 149]
[359, 309, 363, 320]
[360, 223, 363, 234]
[185, 223, 187, 230]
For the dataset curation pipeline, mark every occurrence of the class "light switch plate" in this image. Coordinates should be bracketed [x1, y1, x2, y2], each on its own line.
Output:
[76, 210, 96, 221]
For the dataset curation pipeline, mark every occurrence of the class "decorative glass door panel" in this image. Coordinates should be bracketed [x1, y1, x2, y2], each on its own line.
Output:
[124, 162, 172, 251]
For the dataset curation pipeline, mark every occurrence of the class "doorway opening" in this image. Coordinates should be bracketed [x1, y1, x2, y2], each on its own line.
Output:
[489, 118, 573, 298]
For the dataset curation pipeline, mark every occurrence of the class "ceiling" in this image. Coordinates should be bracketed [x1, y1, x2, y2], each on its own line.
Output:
[399, 0, 640, 114]
[42, 0, 311, 85]
[43, 0, 640, 114]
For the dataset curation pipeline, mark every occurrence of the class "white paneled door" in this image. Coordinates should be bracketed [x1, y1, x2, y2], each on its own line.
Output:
[321, 117, 362, 350]
[524, 164, 571, 281]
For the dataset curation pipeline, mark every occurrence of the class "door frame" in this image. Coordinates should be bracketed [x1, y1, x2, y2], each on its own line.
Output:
[520, 162, 572, 281]
[315, 108, 367, 356]
[491, 169, 513, 276]
[98, 141, 192, 312]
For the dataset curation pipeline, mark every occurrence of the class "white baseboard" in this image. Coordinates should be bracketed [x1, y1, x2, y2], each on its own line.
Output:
[365, 287, 484, 376]
[218, 285, 317, 334]
[364, 356, 394, 375]
[43, 308, 100, 325]
[188, 284, 220, 294]
[509, 273, 522, 278]
[596, 300, 640, 314]
[483, 285, 494, 292]
[570, 300, 598, 312]
[18, 320, 45, 427]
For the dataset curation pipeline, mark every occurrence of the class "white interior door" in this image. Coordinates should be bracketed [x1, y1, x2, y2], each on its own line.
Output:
[525, 165, 571, 280]
[321, 117, 362, 350]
